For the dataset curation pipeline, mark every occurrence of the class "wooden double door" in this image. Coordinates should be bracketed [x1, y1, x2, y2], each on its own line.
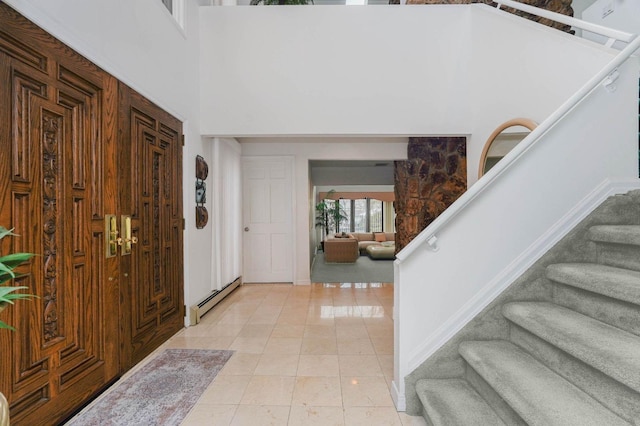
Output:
[0, 4, 184, 424]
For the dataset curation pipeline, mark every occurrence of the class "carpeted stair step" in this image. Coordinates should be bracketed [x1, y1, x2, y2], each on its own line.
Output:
[546, 263, 640, 305]
[458, 340, 630, 426]
[416, 379, 504, 426]
[415, 378, 505, 426]
[503, 301, 640, 393]
[589, 225, 640, 246]
[589, 225, 640, 271]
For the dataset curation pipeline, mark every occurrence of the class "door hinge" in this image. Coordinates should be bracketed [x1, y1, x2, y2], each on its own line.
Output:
[184, 304, 187, 315]
[181, 134, 185, 146]
[182, 218, 185, 230]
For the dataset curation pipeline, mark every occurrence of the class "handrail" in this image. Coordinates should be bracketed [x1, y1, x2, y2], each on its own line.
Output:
[496, 0, 635, 47]
[395, 15, 640, 263]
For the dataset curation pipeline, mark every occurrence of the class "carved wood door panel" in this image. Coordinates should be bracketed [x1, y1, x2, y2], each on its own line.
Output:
[0, 5, 120, 424]
[0, 4, 184, 424]
[118, 84, 184, 370]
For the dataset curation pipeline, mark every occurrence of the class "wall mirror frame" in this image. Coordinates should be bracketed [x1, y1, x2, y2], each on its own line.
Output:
[478, 118, 538, 179]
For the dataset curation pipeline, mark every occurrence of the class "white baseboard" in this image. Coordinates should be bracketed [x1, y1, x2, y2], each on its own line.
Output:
[391, 380, 406, 411]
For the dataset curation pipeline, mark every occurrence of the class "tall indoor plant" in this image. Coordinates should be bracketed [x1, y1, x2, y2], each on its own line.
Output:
[0, 226, 35, 426]
[315, 190, 348, 242]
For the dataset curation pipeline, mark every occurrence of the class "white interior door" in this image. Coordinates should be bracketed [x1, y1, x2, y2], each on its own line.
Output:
[242, 156, 294, 283]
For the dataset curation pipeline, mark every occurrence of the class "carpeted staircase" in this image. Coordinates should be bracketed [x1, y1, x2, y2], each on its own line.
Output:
[406, 190, 640, 425]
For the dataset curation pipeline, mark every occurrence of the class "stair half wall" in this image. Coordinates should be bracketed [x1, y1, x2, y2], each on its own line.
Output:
[406, 189, 640, 425]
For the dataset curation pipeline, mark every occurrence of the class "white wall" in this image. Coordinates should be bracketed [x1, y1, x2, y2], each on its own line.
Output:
[4, 0, 213, 311]
[240, 138, 407, 284]
[200, 4, 620, 187]
[199, 5, 473, 137]
[213, 138, 243, 289]
[467, 5, 620, 185]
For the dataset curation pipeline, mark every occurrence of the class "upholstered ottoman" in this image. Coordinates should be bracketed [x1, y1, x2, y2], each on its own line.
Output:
[366, 244, 395, 260]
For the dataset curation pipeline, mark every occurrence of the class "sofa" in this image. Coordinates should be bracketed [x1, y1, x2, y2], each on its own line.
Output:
[347, 232, 395, 255]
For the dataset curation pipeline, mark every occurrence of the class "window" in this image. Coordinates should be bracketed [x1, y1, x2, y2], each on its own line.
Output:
[370, 199, 383, 232]
[338, 199, 351, 234]
[324, 198, 389, 233]
[353, 199, 367, 232]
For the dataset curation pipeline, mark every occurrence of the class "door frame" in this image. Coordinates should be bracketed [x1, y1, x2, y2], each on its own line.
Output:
[241, 155, 296, 284]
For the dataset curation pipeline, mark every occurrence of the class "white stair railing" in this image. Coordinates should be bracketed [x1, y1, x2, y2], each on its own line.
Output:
[496, 0, 635, 48]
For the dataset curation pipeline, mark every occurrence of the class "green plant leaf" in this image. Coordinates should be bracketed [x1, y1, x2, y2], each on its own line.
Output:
[0, 252, 34, 266]
[0, 286, 31, 303]
[0, 226, 14, 240]
[0, 226, 35, 331]
[0, 321, 16, 331]
[0, 262, 14, 277]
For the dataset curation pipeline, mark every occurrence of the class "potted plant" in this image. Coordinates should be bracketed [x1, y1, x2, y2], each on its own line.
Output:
[0, 226, 35, 426]
[315, 190, 348, 248]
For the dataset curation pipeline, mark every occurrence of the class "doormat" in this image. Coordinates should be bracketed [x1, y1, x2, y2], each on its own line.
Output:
[66, 349, 234, 426]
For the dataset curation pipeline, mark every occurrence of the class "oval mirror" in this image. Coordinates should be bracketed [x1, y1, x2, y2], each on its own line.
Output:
[478, 118, 538, 178]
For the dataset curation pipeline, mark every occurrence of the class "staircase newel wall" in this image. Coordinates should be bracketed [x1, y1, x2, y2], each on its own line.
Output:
[394, 137, 467, 253]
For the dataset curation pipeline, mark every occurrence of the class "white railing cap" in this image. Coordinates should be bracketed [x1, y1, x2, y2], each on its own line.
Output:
[496, 0, 635, 45]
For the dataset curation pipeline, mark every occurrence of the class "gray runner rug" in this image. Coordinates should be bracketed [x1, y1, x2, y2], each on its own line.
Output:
[66, 348, 233, 426]
[311, 252, 394, 283]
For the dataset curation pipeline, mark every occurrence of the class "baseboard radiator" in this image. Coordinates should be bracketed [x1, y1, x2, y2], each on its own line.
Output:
[188, 276, 242, 326]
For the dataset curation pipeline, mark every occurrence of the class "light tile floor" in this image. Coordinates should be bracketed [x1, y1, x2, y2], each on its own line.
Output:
[172, 283, 427, 426]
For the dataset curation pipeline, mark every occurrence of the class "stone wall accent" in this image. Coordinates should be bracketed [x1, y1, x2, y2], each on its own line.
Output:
[391, 0, 574, 33]
[394, 137, 467, 252]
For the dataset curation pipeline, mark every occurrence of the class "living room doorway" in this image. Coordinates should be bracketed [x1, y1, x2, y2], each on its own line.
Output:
[309, 160, 396, 284]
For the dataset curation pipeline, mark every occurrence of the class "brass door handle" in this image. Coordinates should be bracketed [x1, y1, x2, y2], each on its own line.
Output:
[119, 236, 137, 245]
[106, 215, 119, 258]
[105, 215, 137, 257]
[121, 215, 134, 255]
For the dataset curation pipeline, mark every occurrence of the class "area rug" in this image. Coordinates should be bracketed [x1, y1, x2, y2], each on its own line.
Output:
[66, 349, 233, 426]
[311, 252, 394, 283]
